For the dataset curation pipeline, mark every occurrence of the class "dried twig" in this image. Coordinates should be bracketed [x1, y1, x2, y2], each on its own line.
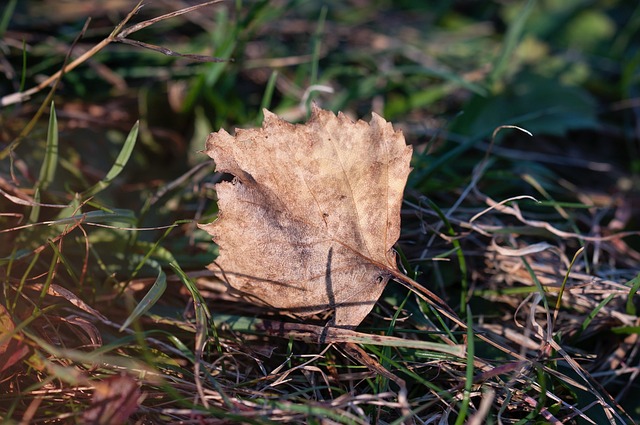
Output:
[0, 0, 227, 109]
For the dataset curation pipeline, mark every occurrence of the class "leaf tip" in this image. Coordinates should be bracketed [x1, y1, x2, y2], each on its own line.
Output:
[262, 108, 280, 126]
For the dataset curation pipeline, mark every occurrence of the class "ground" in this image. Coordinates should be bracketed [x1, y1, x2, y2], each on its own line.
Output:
[1, 1, 639, 423]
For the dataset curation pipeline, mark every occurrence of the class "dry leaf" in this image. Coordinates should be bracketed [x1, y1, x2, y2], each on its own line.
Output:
[201, 106, 412, 328]
[0, 303, 30, 374]
[82, 373, 141, 425]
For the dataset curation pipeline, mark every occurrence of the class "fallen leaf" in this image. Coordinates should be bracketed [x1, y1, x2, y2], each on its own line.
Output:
[0, 303, 30, 374]
[82, 373, 141, 425]
[201, 106, 412, 328]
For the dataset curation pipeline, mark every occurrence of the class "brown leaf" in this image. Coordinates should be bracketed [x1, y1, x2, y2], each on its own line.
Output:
[201, 106, 412, 328]
[82, 373, 141, 425]
[0, 303, 30, 374]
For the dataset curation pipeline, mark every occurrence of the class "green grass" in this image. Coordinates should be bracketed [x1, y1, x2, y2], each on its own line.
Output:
[1, 1, 639, 423]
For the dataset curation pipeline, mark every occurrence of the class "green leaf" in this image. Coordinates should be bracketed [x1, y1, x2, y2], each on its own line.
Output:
[452, 72, 598, 137]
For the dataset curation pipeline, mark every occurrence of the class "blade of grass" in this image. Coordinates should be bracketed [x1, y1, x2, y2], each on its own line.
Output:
[625, 273, 640, 316]
[81, 121, 139, 199]
[256, 70, 279, 125]
[8, 249, 39, 312]
[271, 400, 365, 425]
[128, 226, 180, 281]
[37, 246, 58, 307]
[39, 101, 59, 190]
[310, 6, 327, 87]
[520, 256, 551, 312]
[487, 0, 535, 87]
[552, 247, 585, 328]
[168, 261, 213, 408]
[396, 65, 487, 96]
[365, 344, 449, 394]
[302, 5, 328, 114]
[0, 0, 17, 36]
[611, 325, 640, 334]
[29, 101, 59, 223]
[577, 293, 616, 339]
[119, 260, 167, 331]
[521, 173, 589, 272]
[377, 290, 412, 395]
[26, 333, 156, 378]
[169, 262, 211, 323]
[46, 239, 78, 286]
[454, 304, 475, 425]
[20, 39, 27, 91]
[416, 297, 460, 344]
[117, 0, 225, 39]
[424, 197, 469, 309]
[219, 314, 464, 356]
[410, 134, 478, 189]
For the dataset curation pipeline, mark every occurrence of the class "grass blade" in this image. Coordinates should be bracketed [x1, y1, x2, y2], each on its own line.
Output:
[552, 246, 585, 327]
[119, 261, 167, 331]
[625, 273, 640, 316]
[168, 261, 212, 408]
[82, 121, 139, 199]
[424, 197, 468, 309]
[454, 304, 475, 425]
[39, 100, 59, 189]
[0, 0, 17, 36]
[29, 101, 59, 222]
[256, 70, 278, 125]
[488, 0, 535, 86]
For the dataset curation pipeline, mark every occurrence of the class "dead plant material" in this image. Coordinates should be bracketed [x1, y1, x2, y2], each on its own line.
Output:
[201, 106, 412, 328]
[0, 0, 228, 109]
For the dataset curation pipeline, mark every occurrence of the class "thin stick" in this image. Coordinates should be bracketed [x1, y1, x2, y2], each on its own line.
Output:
[0, 2, 143, 108]
[0, 0, 228, 108]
